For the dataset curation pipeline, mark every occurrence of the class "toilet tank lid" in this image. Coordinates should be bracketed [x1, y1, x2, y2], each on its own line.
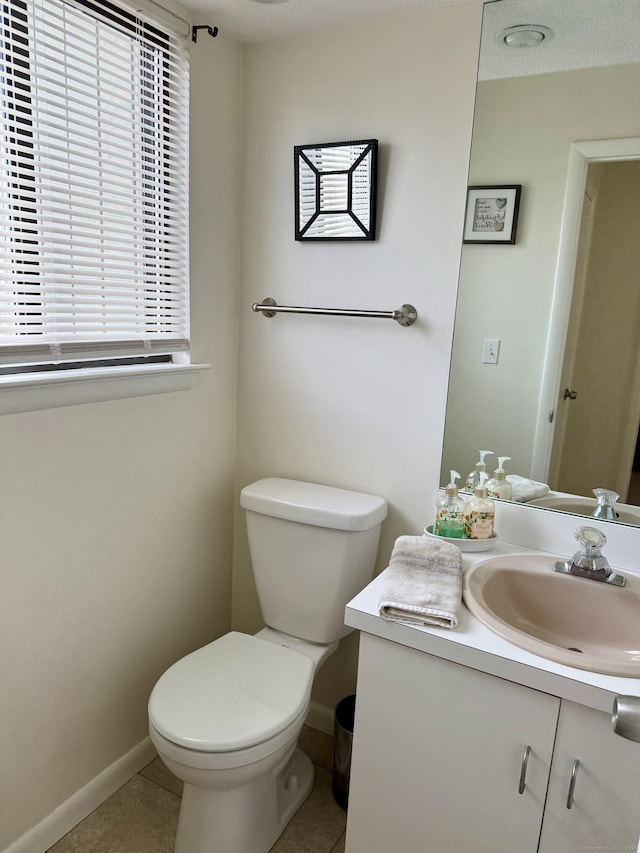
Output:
[240, 478, 387, 531]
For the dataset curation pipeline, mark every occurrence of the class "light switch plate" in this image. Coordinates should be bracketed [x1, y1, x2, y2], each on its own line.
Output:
[482, 338, 500, 364]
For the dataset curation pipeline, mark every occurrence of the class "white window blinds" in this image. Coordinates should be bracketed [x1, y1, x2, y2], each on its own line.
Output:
[0, 0, 190, 369]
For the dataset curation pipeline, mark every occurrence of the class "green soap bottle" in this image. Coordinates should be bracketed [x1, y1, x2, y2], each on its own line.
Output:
[435, 470, 466, 538]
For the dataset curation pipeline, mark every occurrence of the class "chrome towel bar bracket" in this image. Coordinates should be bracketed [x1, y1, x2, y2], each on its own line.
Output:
[252, 298, 418, 327]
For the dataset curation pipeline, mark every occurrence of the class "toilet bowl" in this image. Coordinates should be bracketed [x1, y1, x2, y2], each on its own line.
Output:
[149, 478, 387, 853]
[149, 629, 337, 853]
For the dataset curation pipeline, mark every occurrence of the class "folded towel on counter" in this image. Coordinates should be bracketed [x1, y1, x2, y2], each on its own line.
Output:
[378, 535, 462, 629]
[506, 474, 550, 503]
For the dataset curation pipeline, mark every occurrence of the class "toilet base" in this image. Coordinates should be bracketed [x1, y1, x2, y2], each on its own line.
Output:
[174, 748, 314, 853]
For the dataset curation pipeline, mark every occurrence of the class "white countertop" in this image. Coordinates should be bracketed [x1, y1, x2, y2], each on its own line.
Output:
[345, 540, 640, 714]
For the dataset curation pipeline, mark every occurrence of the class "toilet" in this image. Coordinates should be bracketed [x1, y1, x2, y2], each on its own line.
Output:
[148, 477, 387, 853]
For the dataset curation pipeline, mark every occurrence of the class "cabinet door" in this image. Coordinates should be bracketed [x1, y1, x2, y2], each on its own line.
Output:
[345, 633, 560, 853]
[539, 699, 640, 852]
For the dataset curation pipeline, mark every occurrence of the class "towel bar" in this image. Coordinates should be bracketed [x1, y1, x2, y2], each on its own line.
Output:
[251, 298, 417, 327]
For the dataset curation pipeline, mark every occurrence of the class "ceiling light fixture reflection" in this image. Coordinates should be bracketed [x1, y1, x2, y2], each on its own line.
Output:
[497, 24, 555, 48]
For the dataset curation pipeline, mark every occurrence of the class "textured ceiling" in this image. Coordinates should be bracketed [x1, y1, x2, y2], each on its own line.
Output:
[180, 0, 640, 80]
[185, 0, 467, 44]
[480, 0, 640, 80]
[184, 0, 639, 83]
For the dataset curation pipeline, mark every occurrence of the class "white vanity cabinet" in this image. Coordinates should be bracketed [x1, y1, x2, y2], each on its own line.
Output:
[539, 699, 640, 851]
[345, 632, 640, 853]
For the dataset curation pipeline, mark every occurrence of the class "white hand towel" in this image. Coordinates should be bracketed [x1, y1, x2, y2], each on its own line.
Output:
[378, 535, 462, 629]
[506, 474, 550, 502]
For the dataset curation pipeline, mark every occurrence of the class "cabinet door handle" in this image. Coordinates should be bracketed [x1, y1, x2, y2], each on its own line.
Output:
[518, 745, 531, 794]
[566, 759, 581, 809]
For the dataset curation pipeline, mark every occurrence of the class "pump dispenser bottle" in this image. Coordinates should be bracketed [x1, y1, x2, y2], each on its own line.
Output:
[465, 450, 494, 493]
[435, 470, 466, 538]
[487, 457, 513, 500]
[464, 473, 495, 539]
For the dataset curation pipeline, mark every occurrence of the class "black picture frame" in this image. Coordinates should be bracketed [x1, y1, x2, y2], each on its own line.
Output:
[294, 139, 378, 241]
[463, 184, 522, 245]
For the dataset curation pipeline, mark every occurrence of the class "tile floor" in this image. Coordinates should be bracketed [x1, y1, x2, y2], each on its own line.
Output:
[47, 726, 346, 853]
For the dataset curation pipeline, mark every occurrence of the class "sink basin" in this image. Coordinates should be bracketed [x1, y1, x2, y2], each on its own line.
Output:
[527, 495, 640, 525]
[463, 554, 640, 676]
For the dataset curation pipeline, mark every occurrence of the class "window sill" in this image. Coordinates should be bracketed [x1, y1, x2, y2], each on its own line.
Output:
[0, 363, 210, 416]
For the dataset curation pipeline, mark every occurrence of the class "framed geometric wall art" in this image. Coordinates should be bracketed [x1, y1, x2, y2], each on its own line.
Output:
[294, 139, 378, 241]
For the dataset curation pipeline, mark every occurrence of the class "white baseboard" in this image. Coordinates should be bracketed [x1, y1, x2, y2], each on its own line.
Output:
[305, 700, 334, 736]
[3, 738, 157, 853]
[5, 710, 335, 853]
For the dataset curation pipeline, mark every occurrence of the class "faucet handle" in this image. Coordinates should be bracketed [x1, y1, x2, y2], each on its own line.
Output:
[555, 525, 625, 586]
[575, 525, 607, 554]
[593, 488, 619, 506]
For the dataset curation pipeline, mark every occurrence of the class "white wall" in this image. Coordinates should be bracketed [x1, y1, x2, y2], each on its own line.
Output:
[0, 33, 243, 851]
[1, 2, 486, 843]
[441, 63, 640, 485]
[233, 2, 482, 725]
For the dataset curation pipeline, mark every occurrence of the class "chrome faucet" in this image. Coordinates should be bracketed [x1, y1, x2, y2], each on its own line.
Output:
[591, 488, 619, 521]
[553, 526, 626, 587]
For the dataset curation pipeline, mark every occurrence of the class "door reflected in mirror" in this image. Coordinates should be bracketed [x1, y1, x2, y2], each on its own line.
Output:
[441, 0, 640, 525]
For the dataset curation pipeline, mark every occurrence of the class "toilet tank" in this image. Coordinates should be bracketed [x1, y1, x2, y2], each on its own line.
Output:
[240, 478, 387, 644]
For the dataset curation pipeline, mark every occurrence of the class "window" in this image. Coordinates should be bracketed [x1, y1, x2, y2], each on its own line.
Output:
[0, 0, 190, 376]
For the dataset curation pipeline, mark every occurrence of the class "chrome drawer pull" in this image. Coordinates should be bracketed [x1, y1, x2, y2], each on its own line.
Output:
[566, 759, 581, 809]
[519, 745, 531, 794]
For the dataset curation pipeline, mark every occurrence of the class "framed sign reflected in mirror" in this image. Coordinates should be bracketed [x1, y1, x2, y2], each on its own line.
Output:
[294, 139, 378, 241]
[463, 184, 521, 244]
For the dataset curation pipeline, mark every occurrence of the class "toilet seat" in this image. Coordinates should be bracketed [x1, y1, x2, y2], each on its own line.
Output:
[149, 703, 308, 772]
[148, 631, 314, 753]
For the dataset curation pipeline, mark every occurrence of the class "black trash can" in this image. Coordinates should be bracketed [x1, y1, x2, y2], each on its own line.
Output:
[332, 694, 356, 810]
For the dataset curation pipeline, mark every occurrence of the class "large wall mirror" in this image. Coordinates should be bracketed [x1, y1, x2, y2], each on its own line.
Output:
[441, 0, 640, 525]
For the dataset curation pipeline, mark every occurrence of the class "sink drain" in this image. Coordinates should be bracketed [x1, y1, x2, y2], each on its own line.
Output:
[567, 647, 583, 653]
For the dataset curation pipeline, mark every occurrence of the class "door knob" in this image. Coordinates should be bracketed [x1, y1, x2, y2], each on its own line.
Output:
[563, 388, 577, 400]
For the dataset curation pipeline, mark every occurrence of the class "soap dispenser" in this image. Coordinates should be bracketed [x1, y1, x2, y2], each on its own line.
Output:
[435, 470, 466, 538]
[463, 473, 495, 539]
[465, 450, 494, 493]
[487, 457, 513, 500]
[592, 488, 619, 521]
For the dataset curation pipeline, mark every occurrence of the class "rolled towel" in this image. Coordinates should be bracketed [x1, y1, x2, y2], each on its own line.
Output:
[506, 474, 550, 502]
[378, 535, 462, 629]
